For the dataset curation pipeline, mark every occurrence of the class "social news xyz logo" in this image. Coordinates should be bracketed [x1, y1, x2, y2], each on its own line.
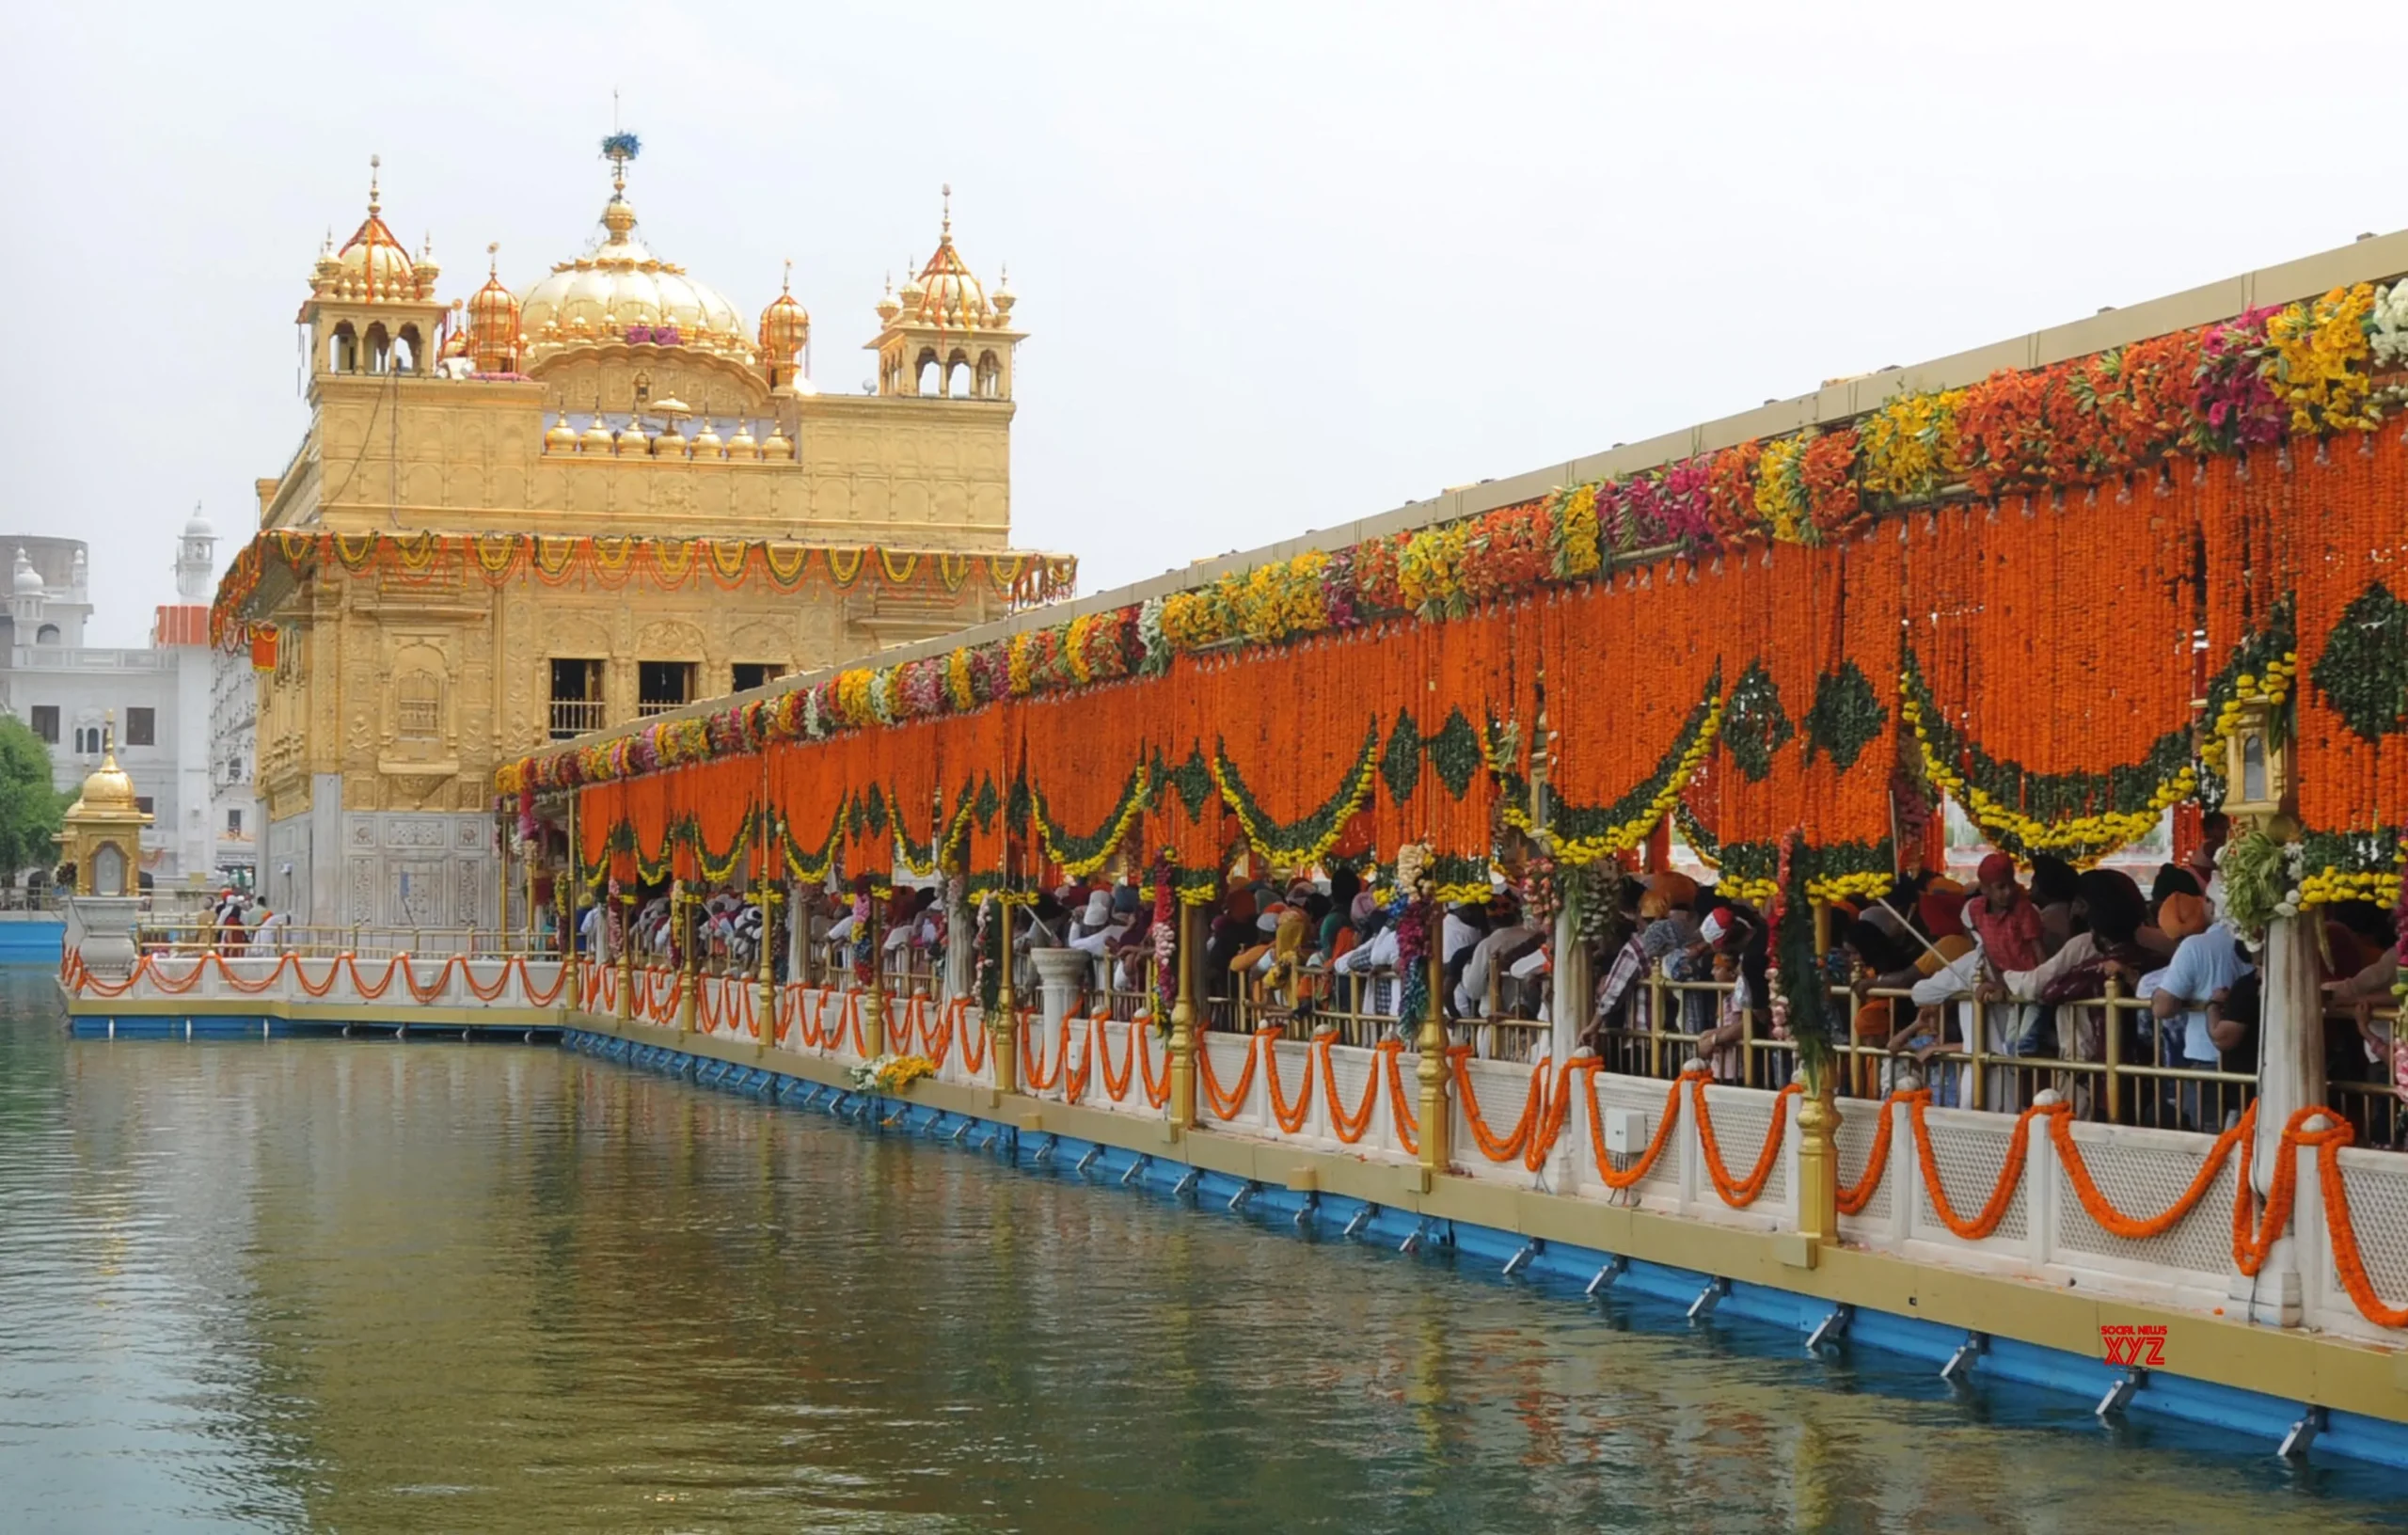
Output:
[2099, 1323, 2167, 1367]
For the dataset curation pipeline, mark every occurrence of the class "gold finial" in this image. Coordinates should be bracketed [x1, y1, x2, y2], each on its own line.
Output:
[782, 256, 793, 294]
[487, 240, 499, 277]
[368, 153, 381, 214]
[941, 183, 952, 242]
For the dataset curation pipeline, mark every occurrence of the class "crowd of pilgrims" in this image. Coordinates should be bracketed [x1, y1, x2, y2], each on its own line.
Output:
[568, 818, 2399, 1131]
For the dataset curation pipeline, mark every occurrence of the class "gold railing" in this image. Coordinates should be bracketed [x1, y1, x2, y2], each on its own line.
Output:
[2327, 1003, 2403, 1151]
[135, 925, 552, 961]
[1197, 967, 1551, 1060]
[634, 699, 685, 719]
[1592, 973, 2260, 1131]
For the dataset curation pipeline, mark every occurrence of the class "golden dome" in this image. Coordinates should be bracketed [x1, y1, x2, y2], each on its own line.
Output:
[757, 259, 810, 365]
[579, 410, 616, 453]
[545, 407, 578, 452]
[520, 157, 750, 366]
[315, 156, 434, 304]
[900, 186, 1000, 329]
[68, 736, 143, 818]
[727, 417, 758, 456]
[466, 244, 521, 366]
[762, 419, 794, 460]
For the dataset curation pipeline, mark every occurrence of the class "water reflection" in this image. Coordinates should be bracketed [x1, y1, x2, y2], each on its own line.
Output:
[1, 971, 2400, 1531]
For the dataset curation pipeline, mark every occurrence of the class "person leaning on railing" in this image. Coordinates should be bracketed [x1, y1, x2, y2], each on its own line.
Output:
[2135, 891, 2253, 1131]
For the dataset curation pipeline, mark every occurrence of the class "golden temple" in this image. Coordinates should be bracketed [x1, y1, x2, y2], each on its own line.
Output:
[233, 138, 1062, 929]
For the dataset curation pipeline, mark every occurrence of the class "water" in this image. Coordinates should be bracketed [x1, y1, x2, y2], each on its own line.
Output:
[3, 972, 2401, 1532]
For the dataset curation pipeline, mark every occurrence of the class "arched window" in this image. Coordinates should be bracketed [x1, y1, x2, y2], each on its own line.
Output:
[395, 672, 443, 739]
[35, 624, 58, 644]
[330, 323, 357, 372]
[394, 324, 420, 372]
[945, 351, 971, 398]
[92, 844, 126, 897]
[365, 323, 391, 374]
[975, 351, 1002, 399]
[914, 348, 940, 395]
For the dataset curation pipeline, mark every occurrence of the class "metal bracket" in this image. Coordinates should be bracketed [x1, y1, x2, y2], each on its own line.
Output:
[1121, 1155, 1150, 1187]
[1228, 1180, 1259, 1212]
[1941, 1332, 1988, 1384]
[976, 1130, 999, 1153]
[951, 1118, 974, 1143]
[1502, 1242, 1540, 1279]
[1075, 1147, 1102, 1175]
[1585, 1256, 1628, 1297]
[1400, 1218, 1430, 1255]
[1342, 1204, 1379, 1240]
[1806, 1304, 1854, 1353]
[919, 1111, 943, 1136]
[1687, 1276, 1730, 1322]
[1293, 1193, 1320, 1228]
[1032, 1134, 1058, 1166]
[1171, 1169, 1199, 1199]
[2278, 1404, 2327, 1461]
[2096, 1368, 2146, 1420]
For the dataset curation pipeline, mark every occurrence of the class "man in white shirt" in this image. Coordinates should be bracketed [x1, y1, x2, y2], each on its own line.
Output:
[2146, 892, 2250, 1130]
[1453, 921, 1543, 1019]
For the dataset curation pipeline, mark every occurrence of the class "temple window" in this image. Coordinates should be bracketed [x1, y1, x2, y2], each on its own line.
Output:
[549, 658, 605, 738]
[34, 624, 57, 644]
[124, 707, 155, 747]
[637, 660, 693, 718]
[394, 673, 443, 739]
[329, 323, 356, 372]
[915, 349, 940, 395]
[732, 662, 779, 693]
[975, 351, 1002, 399]
[365, 323, 391, 373]
[395, 324, 420, 372]
[946, 353, 971, 397]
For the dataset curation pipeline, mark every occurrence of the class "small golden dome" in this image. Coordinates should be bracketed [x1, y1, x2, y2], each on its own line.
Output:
[69, 734, 142, 817]
[727, 418, 758, 456]
[900, 186, 996, 328]
[762, 419, 794, 460]
[614, 418, 649, 455]
[874, 276, 901, 324]
[545, 410, 578, 452]
[467, 244, 521, 364]
[579, 411, 616, 453]
[323, 156, 419, 302]
[757, 260, 810, 365]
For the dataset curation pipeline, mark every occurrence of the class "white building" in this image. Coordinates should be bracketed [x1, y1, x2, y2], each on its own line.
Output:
[1, 515, 249, 887]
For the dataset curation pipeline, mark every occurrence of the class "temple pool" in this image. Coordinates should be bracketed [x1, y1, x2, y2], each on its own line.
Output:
[2, 969, 2401, 1531]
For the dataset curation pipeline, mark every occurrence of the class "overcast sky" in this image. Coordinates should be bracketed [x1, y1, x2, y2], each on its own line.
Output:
[8, 0, 2400, 646]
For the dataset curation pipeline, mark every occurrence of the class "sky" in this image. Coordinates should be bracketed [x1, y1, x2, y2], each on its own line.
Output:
[7, 0, 2402, 646]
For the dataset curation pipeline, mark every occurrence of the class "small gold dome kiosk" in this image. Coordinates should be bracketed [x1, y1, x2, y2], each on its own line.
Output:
[56, 720, 152, 897]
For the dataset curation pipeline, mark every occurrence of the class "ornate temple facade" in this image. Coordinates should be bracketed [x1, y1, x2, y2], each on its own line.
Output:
[227, 144, 1068, 930]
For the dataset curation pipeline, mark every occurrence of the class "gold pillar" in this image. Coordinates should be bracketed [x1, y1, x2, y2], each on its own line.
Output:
[1167, 896, 1197, 1131]
[615, 892, 635, 1024]
[1795, 1088, 1839, 1246]
[563, 793, 580, 1011]
[1416, 897, 1450, 1174]
[756, 888, 780, 1054]
[495, 812, 509, 957]
[990, 898, 1019, 1094]
[675, 887, 699, 1037]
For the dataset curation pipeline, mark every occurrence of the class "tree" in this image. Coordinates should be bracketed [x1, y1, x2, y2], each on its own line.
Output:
[0, 718, 68, 878]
